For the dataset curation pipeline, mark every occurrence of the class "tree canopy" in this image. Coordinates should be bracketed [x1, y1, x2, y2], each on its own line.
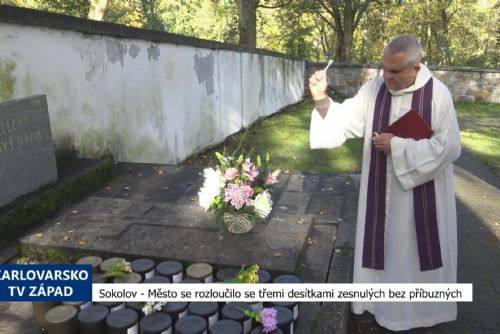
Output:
[2, 0, 498, 67]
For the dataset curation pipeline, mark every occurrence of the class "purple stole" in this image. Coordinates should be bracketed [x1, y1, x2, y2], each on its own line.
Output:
[362, 78, 443, 272]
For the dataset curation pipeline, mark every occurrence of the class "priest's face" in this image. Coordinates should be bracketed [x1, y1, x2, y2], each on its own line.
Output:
[382, 50, 420, 91]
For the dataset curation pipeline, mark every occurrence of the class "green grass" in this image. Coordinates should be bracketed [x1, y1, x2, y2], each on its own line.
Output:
[184, 99, 363, 174]
[456, 101, 500, 177]
[185, 99, 499, 177]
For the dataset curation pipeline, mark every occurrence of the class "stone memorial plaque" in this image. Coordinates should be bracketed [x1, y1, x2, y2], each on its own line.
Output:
[0, 95, 57, 207]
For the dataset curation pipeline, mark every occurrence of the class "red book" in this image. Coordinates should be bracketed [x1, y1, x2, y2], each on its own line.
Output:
[384, 109, 433, 140]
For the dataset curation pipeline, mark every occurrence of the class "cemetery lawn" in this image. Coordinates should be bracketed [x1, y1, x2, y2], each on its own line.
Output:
[184, 99, 499, 177]
[184, 99, 363, 174]
[456, 101, 500, 177]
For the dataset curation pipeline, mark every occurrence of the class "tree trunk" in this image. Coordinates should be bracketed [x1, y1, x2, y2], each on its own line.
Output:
[87, 0, 107, 21]
[440, 7, 452, 66]
[341, 3, 354, 64]
[237, 0, 259, 47]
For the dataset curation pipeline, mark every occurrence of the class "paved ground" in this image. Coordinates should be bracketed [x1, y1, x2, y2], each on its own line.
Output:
[0, 149, 498, 334]
[1, 163, 359, 334]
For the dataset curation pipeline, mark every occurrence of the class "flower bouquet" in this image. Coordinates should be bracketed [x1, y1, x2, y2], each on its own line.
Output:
[241, 307, 278, 333]
[198, 150, 280, 234]
[226, 264, 260, 283]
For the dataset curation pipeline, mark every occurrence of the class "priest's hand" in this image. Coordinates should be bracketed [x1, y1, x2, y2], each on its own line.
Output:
[372, 133, 394, 155]
[308, 70, 328, 101]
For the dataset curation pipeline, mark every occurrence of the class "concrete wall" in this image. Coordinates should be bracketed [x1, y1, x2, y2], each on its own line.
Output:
[0, 6, 304, 164]
[306, 63, 500, 103]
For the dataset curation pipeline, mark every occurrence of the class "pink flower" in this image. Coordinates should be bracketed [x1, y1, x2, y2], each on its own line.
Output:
[224, 184, 254, 209]
[265, 172, 278, 185]
[224, 167, 239, 181]
[242, 159, 259, 181]
[261, 307, 278, 333]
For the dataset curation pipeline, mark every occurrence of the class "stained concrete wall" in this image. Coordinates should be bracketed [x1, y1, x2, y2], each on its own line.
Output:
[0, 6, 304, 163]
[306, 63, 500, 103]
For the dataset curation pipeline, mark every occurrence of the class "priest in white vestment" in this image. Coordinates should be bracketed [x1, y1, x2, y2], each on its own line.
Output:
[309, 35, 461, 331]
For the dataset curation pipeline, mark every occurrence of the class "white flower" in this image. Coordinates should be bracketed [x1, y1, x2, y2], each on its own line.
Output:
[252, 191, 273, 218]
[142, 302, 166, 315]
[198, 167, 225, 210]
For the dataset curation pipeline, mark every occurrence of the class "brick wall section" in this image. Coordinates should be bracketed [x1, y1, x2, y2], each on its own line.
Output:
[306, 62, 500, 103]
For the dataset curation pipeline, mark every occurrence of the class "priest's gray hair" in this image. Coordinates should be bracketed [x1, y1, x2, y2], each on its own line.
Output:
[386, 34, 423, 67]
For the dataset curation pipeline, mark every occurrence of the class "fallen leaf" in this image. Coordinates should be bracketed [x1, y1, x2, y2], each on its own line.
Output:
[337, 218, 344, 222]
[274, 252, 283, 257]
[158, 170, 164, 175]
[63, 235, 69, 241]
[284, 170, 290, 174]
[332, 235, 337, 242]
[79, 239, 88, 245]
[124, 186, 130, 191]
[35, 232, 44, 238]
[68, 230, 75, 233]
[297, 218, 304, 224]
[307, 238, 317, 245]
[105, 186, 112, 190]
[319, 211, 326, 215]
[71, 210, 78, 214]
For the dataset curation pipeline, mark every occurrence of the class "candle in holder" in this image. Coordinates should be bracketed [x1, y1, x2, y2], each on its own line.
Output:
[186, 263, 213, 283]
[156, 260, 183, 283]
[106, 308, 139, 334]
[77, 304, 109, 334]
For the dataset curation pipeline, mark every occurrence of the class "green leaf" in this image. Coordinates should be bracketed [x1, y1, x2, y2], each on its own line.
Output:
[256, 155, 262, 167]
[215, 151, 226, 165]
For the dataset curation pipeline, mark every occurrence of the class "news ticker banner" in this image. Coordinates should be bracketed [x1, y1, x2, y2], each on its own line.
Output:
[1, 265, 472, 302]
[93, 283, 472, 302]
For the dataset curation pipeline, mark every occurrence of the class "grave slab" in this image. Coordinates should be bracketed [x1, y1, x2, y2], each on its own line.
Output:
[0, 95, 57, 207]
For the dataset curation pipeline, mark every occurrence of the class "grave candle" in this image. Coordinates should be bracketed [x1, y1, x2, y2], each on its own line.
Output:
[188, 302, 219, 329]
[221, 302, 253, 334]
[131, 258, 156, 281]
[77, 304, 109, 334]
[106, 308, 139, 334]
[174, 315, 207, 334]
[76, 255, 103, 273]
[44, 304, 78, 334]
[156, 261, 183, 283]
[211, 319, 243, 334]
[161, 302, 189, 323]
[186, 263, 213, 283]
[140, 312, 173, 334]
